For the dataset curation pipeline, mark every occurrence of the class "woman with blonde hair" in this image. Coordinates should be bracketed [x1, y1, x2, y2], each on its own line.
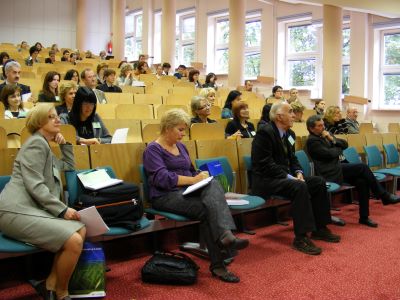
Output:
[190, 96, 216, 124]
[56, 81, 78, 116]
[323, 106, 349, 134]
[0, 103, 85, 300]
[199, 87, 217, 106]
[117, 63, 136, 86]
[143, 109, 249, 283]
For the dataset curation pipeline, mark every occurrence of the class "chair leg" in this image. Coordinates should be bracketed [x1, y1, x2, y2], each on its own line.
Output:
[235, 213, 256, 235]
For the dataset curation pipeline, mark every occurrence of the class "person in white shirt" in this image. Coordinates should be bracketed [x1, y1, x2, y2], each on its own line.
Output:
[0, 84, 28, 119]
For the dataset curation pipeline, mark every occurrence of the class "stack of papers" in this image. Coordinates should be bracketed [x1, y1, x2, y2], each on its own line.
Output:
[78, 206, 109, 237]
[183, 176, 213, 195]
[77, 169, 122, 191]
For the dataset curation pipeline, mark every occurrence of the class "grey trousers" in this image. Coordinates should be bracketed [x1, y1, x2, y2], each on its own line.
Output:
[152, 179, 236, 268]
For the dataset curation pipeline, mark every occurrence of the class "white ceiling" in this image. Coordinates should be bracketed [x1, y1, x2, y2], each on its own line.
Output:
[280, 0, 400, 18]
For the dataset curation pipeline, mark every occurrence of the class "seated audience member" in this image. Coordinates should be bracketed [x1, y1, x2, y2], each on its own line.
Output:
[313, 99, 325, 116]
[25, 46, 40, 66]
[63, 87, 112, 145]
[143, 109, 249, 283]
[0, 52, 10, 67]
[61, 50, 70, 62]
[51, 44, 60, 53]
[202, 72, 218, 90]
[0, 85, 28, 119]
[133, 54, 148, 70]
[96, 62, 108, 85]
[45, 50, 56, 64]
[134, 61, 151, 76]
[75, 50, 83, 61]
[18, 41, 28, 52]
[56, 81, 77, 116]
[81, 68, 108, 104]
[190, 96, 216, 124]
[0, 60, 31, 97]
[199, 87, 217, 106]
[38, 71, 61, 103]
[162, 62, 171, 75]
[34, 42, 43, 52]
[266, 85, 286, 104]
[0, 52, 10, 80]
[291, 101, 306, 122]
[99, 50, 107, 60]
[96, 69, 122, 93]
[251, 102, 340, 255]
[244, 80, 253, 92]
[69, 52, 77, 65]
[225, 101, 255, 139]
[117, 63, 135, 87]
[188, 69, 201, 88]
[306, 115, 400, 228]
[174, 65, 187, 79]
[155, 65, 163, 79]
[288, 88, 301, 104]
[221, 90, 242, 119]
[323, 106, 348, 134]
[344, 107, 360, 134]
[0, 103, 85, 300]
[64, 69, 80, 84]
[258, 103, 272, 129]
[85, 50, 94, 59]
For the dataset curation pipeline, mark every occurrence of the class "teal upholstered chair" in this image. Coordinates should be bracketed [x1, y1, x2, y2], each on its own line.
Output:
[195, 157, 265, 234]
[364, 145, 400, 193]
[65, 166, 150, 237]
[0, 176, 40, 258]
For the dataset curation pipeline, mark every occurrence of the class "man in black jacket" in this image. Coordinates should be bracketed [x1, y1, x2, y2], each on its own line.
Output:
[306, 114, 400, 228]
[0, 60, 31, 97]
[251, 102, 340, 255]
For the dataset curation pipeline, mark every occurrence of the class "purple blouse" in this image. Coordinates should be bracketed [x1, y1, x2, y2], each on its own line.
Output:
[143, 142, 197, 199]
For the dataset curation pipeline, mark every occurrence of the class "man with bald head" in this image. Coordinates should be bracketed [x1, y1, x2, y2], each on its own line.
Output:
[251, 102, 340, 255]
[344, 108, 360, 134]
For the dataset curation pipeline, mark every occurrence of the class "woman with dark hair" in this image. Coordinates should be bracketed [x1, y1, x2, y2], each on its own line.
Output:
[225, 101, 255, 139]
[221, 90, 242, 119]
[0, 85, 28, 119]
[64, 69, 80, 84]
[0, 52, 10, 80]
[38, 71, 61, 102]
[61, 50, 70, 62]
[258, 104, 272, 129]
[188, 69, 201, 88]
[34, 42, 43, 52]
[134, 61, 151, 76]
[18, 41, 28, 52]
[96, 62, 108, 85]
[266, 85, 286, 104]
[63, 87, 111, 145]
[203, 73, 218, 90]
[313, 99, 325, 116]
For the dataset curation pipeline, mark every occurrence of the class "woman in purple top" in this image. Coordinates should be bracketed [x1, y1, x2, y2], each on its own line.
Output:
[143, 109, 249, 283]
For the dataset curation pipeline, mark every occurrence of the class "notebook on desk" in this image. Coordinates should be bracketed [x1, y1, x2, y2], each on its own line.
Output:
[77, 169, 123, 191]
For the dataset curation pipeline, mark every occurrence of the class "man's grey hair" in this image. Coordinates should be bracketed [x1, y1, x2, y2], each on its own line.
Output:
[306, 114, 323, 132]
[4, 61, 21, 73]
[269, 101, 287, 122]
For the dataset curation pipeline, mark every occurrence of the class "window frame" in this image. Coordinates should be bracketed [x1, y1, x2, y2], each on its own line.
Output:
[175, 11, 195, 66]
[124, 10, 143, 62]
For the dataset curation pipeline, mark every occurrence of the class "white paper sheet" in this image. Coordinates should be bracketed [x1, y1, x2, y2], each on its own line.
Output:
[21, 93, 32, 102]
[111, 128, 129, 144]
[226, 199, 250, 206]
[183, 176, 213, 195]
[78, 206, 109, 237]
[77, 169, 123, 191]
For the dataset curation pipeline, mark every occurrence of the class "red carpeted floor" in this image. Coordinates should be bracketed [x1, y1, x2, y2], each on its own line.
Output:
[2, 200, 400, 299]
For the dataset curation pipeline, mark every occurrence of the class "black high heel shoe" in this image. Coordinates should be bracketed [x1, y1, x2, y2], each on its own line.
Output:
[29, 280, 56, 300]
[211, 268, 240, 283]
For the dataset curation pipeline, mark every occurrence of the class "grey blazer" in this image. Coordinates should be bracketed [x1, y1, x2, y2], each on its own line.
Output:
[0, 133, 83, 252]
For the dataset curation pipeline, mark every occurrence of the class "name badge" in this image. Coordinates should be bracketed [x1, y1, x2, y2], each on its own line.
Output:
[92, 122, 101, 129]
[55, 96, 60, 102]
[251, 131, 256, 136]
[288, 135, 295, 146]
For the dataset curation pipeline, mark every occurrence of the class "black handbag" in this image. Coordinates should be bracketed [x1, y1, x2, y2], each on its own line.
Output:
[141, 251, 199, 285]
[78, 182, 143, 230]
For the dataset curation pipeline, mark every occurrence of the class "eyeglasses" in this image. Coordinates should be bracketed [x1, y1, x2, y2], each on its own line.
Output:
[48, 114, 60, 120]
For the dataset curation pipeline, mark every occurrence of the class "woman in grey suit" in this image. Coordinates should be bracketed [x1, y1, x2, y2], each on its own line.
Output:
[0, 103, 85, 300]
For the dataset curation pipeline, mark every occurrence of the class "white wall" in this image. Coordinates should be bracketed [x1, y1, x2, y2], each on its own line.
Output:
[0, 0, 111, 54]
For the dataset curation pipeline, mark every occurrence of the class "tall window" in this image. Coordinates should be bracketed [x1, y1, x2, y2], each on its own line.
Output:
[285, 23, 319, 89]
[380, 31, 400, 108]
[175, 11, 195, 66]
[342, 28, 351, 95]
[212, 13, 261, 78]
[125, 11, 143, 61]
